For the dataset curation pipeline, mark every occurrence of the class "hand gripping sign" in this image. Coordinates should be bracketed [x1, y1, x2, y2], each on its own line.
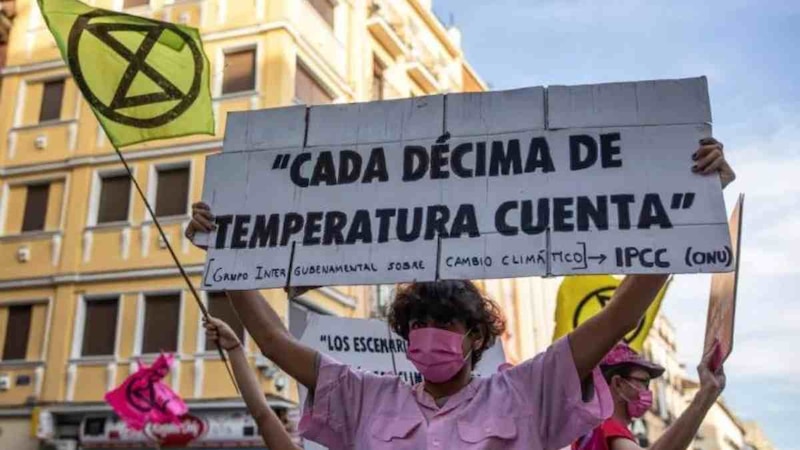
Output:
[105, 353, 188, 431]
[197, 77, 732, 290]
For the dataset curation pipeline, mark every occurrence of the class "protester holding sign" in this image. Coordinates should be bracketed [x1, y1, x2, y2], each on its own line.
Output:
[573, 342, 726, 450]
[186, 138, 734, 449]
[203, 317, 301, 450]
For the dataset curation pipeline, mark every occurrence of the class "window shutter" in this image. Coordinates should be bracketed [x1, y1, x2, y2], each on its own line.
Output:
[97, 175, 131, 224]
[123, 0, 150, 8]
[2, 305, 32, 360]
[142, 294, 180, 353]
[21, 184, 50, 232]
[295, 64, 333, 105]
[206, 292, 245, 350]
[81, 299, 119, 356]
[222, 50, 256, 94]
[39, 79, 64, 123]
[155, 167, 190, 217]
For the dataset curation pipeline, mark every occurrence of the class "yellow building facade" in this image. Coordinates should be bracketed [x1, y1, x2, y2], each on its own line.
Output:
[0, 0, 484, 448]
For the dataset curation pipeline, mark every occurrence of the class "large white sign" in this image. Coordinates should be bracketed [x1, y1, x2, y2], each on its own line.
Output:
[198, 77, 732, 290]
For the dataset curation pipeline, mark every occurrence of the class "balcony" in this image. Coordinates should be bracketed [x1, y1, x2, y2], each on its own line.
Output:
[291, 0, 347, 80]
[0, 361, 45, 405]
[407, 39, 444, 93]
[80, 218, 208, 274]
[367, 0, 408, 58]
[5, 119, 78, 166]
[0, 231, 63, 281]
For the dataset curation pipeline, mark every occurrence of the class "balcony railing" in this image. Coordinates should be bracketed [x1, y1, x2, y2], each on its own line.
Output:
[367, 0, 408, 57]
[407, 41, 442, 92]
[0, 361, 45, 405]
[0, 231, 63, 281]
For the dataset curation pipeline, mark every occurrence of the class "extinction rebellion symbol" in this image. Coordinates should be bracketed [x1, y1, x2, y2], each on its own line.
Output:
[67, 10, 203, 128]
[573, 286, 646, 344]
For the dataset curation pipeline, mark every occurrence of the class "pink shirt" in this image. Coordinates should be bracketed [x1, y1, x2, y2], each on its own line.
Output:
[300, 337, 613, 449]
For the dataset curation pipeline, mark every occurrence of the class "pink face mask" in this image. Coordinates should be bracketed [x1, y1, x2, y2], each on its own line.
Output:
[406, 328, 472, 383]
[620, 378, 653, 418]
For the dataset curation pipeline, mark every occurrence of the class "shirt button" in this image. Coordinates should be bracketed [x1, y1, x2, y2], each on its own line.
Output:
[433, 440, 440, 447]
[485, 426, 492, 432]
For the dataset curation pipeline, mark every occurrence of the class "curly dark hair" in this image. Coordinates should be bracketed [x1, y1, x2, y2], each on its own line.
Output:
[388, 280, 506, 368]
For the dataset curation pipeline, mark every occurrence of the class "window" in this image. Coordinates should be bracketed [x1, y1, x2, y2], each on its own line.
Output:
[141, 294, 180, 353]
[222, 49, 256, 95]
[21, 184, 50, 232]
[155, 166, 190, 217]
[39, 79, 64, 123]
[123, 0, 149, 7]
[206, 292, 244, 350]
[307, 0, 334, 28]
[81, 298, 119, 356]
[372, 60, 385, 101]
[97, 174, 131, 224]
[2, 305, 32, 360]
[295, 63, 333, 105]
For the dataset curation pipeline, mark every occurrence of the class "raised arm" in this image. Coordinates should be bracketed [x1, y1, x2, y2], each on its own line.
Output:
[569, 138, 735, 380]
[225, 289, 319, 389]
[612, 343, 726, 450]
[204, 317, 301, 450]
[569, 274, 668, 380]
[187, 203, 319, 389]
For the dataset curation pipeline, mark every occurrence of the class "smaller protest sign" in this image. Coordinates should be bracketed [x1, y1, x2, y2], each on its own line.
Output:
[296, 313, 506, 381]
[704, 194, 744, 370]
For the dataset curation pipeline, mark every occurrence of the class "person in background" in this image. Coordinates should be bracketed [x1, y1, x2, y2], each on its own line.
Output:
[572, 341, 726, 450]
[186, 138, 734, 450]
[203, 317, 301, 450]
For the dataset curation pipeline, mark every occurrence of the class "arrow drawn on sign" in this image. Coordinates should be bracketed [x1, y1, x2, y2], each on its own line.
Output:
[588, 254, 607, 264]
[570, 241, 607, 270]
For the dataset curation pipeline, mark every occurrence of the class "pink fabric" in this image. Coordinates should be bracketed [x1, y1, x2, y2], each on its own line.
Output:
[300, 337, 612, 450]
[105, 354, 188, 430]
[406, 327, 470, 383]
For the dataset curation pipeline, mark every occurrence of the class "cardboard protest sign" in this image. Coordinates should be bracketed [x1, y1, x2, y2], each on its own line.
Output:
[704, 194, 744, 369]
[197, 77, 733, 290]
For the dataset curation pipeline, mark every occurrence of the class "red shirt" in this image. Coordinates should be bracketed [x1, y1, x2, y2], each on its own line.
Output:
[571, 418, 636, 450]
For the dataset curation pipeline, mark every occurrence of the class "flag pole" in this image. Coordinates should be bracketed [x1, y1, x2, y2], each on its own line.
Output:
[109, 143, 239, 394]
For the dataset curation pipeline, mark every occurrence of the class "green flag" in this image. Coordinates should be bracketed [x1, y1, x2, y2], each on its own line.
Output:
[38, 0, 214, 147]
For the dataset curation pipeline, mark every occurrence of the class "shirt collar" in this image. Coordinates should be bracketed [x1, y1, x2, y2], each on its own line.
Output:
[413, 376, 481, 416]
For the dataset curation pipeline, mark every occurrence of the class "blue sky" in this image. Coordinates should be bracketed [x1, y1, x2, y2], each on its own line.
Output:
[432, 0, 799, 447]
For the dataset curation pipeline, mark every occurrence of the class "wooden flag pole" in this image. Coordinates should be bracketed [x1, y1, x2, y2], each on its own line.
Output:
[109, 143, 239, 394]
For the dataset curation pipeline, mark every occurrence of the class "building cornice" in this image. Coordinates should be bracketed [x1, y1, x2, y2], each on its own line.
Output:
[0, 139, 222, 176]
[0, 265, 205, 290]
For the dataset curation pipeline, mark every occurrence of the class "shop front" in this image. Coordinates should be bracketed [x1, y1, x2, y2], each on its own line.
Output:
[37, 401, 298, 450]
